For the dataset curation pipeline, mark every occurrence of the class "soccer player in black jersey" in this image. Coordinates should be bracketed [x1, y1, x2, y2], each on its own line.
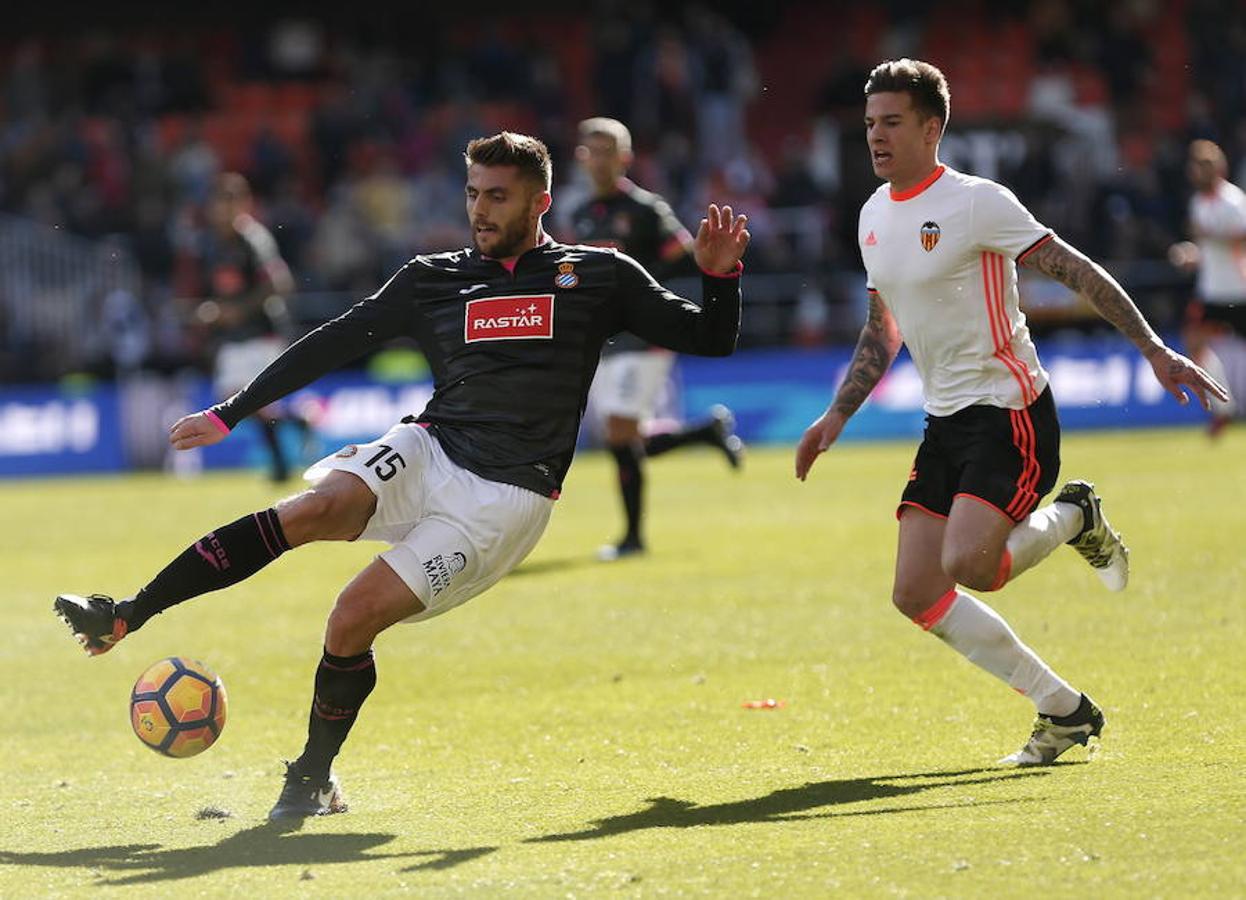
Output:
[194, 172, 313, 482]
[54, 132, 749, 820]
[572, 117, 744, 561]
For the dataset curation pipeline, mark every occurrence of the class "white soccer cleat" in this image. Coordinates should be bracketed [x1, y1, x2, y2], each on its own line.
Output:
[1055, 480, 1130, 591]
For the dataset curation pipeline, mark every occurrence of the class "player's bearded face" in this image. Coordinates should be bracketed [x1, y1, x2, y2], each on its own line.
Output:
[466, 165, 549, 259]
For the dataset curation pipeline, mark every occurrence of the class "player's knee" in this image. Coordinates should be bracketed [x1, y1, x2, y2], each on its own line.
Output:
[604, 415, 640, 445]
[325, 590, 386, 655]
[277, 476, 375, 545]
[941, 547, 999, 592]
[892, 582, 935, 620]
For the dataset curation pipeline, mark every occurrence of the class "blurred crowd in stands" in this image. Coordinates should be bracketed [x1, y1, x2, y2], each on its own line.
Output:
[1, 0, 1245, 382]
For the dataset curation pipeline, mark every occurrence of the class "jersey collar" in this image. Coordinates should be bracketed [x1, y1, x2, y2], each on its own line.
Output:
[890, 165, 946, 202]
[592, 176, 633, 201]
[482, 231, 553, 272]
[1198, 178, 1225, 199]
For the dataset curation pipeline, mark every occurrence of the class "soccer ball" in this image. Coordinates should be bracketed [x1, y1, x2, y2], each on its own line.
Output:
[129, 657, 228, 758]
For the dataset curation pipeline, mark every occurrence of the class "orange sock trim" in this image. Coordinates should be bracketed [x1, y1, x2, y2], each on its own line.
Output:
[989, 549, 1013, 591]
[913, 588, 958, 631]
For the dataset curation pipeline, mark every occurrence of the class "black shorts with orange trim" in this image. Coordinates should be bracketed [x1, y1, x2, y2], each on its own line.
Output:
[1195, 301, 1246, 339]
[898, 387, 1060, 523]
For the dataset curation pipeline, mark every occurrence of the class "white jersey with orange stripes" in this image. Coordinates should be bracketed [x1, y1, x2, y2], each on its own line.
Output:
[859, 165, 1053, 416]
[1190, 178, 1246, 303]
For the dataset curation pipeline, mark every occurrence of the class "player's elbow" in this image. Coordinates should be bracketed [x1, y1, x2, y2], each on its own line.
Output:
[699, 325, 739, 356]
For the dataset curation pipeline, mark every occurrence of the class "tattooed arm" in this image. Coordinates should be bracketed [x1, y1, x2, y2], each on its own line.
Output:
[1024, 236, 1163, 355]
[1024, 236, 1229, 410]
[795, 291, 903, 480]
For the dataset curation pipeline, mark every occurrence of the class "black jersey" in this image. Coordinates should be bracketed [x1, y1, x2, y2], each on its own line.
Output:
[201, 214, 291, 342]
[211, 240, 740, 497]
[570, 178, 695, 355]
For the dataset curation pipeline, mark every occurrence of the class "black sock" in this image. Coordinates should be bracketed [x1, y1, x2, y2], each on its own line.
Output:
[281, 412, 314, 450]
[608, 443, 644, 546]
[644, 421, 717, 458]
[284, 411, 313, 438]
[296, 648, 378, 780]
[258, 418, 289, 480]
[118, 508, 292, 631]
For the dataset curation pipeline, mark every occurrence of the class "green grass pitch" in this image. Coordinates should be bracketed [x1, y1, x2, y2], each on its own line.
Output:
[2, 427, 1243, 896]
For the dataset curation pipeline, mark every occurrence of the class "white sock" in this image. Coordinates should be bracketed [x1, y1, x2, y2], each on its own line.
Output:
[1206, 337, 1241, 418]
[922, 590, 1081, 716]
[1001, 501, 1083, 584]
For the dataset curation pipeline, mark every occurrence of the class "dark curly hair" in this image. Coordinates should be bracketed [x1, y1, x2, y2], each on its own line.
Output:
[864, 58, 951, 131]
[464, 132, 552, 191]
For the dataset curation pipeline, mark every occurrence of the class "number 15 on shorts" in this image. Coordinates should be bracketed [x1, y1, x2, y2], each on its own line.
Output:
[365, 444, 406, 481]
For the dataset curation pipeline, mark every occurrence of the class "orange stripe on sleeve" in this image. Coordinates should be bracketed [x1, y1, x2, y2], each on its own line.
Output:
[1017, 232, 1055, 264]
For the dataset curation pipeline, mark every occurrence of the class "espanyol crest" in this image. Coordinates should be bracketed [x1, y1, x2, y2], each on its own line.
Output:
[555, 262, 579, 289]
[920, 221, 941, 252]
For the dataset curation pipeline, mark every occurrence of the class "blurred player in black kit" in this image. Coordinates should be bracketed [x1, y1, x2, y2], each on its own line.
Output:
[193, 172, 312, 481]
[571, 118, 744, 561]
[55, 132, 750, 820]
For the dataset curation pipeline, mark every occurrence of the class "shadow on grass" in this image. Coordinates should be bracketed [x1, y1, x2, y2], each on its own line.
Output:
[508, 555, 604, 577]
[0, 821, 497, 885]
[528, 764, 1080, 843]
[0, 765, 1082, 881]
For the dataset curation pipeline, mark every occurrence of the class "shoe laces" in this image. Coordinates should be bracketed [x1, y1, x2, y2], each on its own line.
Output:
[282, 761, 333, 791]
[1031, 714, 1091, 741]
[1070, 520, 1118, 569]
[278, 762, 315, 792]
[1026, 717, 1053, 741]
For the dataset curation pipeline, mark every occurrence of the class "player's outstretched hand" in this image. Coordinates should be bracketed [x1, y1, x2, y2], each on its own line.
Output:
[795, 410, 847, 481]
[694, 203, 750, 275]
[170, 411, 228, 451]
[1145, 345, 1230, 411]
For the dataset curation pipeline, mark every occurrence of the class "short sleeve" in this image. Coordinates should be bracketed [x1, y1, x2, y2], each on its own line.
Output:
[858, 205, 876, 293]
[970, 181, 1053, 261]
[238, 217, 293, 291]
[652, 197, 694, 263]
[651, 197, 685, 241]
[1191, 188, 1246, 239]
[234, 219, 282, 273]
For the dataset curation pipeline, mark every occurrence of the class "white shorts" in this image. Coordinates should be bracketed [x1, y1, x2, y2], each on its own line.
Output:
[214, 337, 285, 397]
[304, 422, 554, 622]
[589, 349, 675, 421]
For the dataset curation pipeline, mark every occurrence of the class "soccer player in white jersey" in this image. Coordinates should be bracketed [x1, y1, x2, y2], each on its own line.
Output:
[1169, 139, 1246, 435]
[795, 59, 1228, 766]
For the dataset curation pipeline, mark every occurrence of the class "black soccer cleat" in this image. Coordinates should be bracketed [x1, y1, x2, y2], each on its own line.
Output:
[268, 761, 348, 820]
[596, 539, 646, 563]
[999, 695, 1105, 766]
[1054, 480, 1129, 591]
[708, 404, 745, 470]
[53, 593, 128, 656]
